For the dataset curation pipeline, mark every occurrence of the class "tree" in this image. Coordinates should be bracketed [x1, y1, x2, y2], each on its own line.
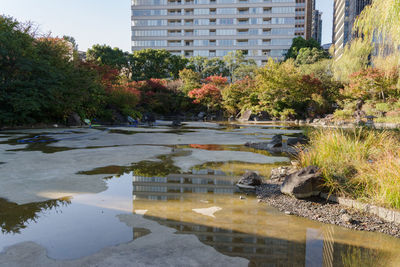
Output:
[87, 44, 130, 76]
[285, 37, 322, 60]
[188, 84, 222, 112]
[332, 38, 374, 82]
[178, 68, 201, 95]
[344, 68, 399, 101]
[354, 0, 400, 51]
[222, 77, 256, 115]
[295, 47, 329, 65]
[187, 56, 228, 78]
[223, 50, 257, 81]
[130, 49, 187, 81]
[0, 16, 108, 125]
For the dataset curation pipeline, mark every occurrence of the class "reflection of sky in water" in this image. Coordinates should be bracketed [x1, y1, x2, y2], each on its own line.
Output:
[0, 176, 138, 260]
[0, 168, 398, 266]
[0, 124, 399, 266]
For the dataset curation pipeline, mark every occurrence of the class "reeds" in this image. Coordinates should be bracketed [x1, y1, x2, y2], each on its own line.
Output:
[298, 128, 400, 209]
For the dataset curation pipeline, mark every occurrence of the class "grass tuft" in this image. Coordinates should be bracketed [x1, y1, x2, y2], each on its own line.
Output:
[298, 128, 400, 209]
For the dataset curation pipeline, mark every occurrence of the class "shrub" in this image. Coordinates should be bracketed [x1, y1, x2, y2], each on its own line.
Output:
[280, 109, 296, 121]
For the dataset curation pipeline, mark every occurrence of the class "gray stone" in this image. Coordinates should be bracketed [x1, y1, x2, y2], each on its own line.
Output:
[280, 166, 323, 199]
[286, 136, 307, 147]
[66, 112, 82, 127]
[270, 166, 295, 182]
[237, 171, 262, 189]
[341, 214, 353, 224]
[240, 110, 252, 121]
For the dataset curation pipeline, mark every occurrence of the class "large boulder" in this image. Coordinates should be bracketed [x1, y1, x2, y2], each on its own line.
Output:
[236, 172, 262, 189]
[280, 166, 324, 199]
[66, 112, 82, 127]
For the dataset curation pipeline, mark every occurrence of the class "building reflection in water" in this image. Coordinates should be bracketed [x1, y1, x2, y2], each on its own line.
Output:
[132, 170, 387, 267]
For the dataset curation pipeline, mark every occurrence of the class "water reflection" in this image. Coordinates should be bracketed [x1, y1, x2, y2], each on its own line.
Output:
[0, 198, 70, 234]
[0, 164, 398, 264]
[131, 170, 398, 267]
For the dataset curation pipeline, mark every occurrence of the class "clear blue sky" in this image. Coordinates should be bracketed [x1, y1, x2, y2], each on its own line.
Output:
[1, 0, 333, 52]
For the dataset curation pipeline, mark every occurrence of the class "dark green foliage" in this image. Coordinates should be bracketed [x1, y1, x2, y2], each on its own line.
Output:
[130, 49, 188, 81]
[0, 16, 106, 126]
[87, 44, 130, 77]
[295, 47, 330, 65]
[187, 56, 229, 79]
[285, 37, 323, 61]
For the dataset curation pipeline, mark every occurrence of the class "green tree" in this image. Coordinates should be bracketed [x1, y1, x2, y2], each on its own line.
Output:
[285, 37, 322, 60]
[354, 0, 400, 50]
[0, 16, 106, 125]
[130, 49, 187, 81]
[87, 44, 130, 76]
[178, 68, 201, 95]
[295, 47, 329, 65]
[223, 50, 257, 81]
[332, 38, 374, 82]
[187, 56, 228, 78]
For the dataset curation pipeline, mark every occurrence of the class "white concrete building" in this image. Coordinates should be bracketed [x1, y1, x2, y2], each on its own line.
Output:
[131, 0, 305, 64]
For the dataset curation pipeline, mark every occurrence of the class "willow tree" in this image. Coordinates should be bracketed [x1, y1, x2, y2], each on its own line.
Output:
[354, 0, 400, 86]
[354, 0, 400, 49]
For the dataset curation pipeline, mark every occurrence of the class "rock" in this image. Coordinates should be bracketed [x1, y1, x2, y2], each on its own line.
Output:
[286, 135, 308, 147]
[280, 166, 324, 199]
[111, 108, 128, 124]
[143, 113, 156, 126]
[67, 112, 82, 127]
[197, 112, 206, 121]
[171, 116, 182, 127]
[269, 135, 282, 148]
[239, 110, 252, 121]
[341, 214, 353, 224]
[245, 135, 298, 154]
[270, 166, 291, 181]
[291, 160, 300, 168]
[236, 172, 262, 189]
[284, 211, 293, 215]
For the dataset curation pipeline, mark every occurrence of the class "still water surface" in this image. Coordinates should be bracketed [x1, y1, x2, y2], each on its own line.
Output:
[1, 122, 400, 266]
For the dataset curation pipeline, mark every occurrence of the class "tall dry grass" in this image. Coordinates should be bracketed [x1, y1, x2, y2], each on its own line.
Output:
[298, 128, 400, 209]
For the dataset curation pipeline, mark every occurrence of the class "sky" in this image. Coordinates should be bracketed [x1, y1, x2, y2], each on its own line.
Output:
[1, 0, 333, 52]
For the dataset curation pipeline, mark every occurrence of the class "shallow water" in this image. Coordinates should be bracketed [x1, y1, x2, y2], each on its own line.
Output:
[0, 122, 400, 266]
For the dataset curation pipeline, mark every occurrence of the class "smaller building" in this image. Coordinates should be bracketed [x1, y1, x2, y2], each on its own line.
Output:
[311, 10, 322, 44]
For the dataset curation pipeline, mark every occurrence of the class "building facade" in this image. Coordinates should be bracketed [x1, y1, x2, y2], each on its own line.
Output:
[131, 0, 315, 64]
[311, 9, 322, 44]
[332, 0, 371, 57]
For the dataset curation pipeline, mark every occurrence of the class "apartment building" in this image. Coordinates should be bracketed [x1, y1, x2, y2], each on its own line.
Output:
[332, 0, 371, 57]
[131, 0, 317, 64]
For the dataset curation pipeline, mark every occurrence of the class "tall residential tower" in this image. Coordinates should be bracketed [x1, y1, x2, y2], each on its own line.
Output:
[332, 0, 371, 57]
[131, 0, 315, 64]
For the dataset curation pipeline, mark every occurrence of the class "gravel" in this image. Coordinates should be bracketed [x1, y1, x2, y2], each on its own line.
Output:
[256, 181, 400, 238]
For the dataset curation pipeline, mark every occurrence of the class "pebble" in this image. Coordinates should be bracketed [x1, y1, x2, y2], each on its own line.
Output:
[255, 182, 400, 238]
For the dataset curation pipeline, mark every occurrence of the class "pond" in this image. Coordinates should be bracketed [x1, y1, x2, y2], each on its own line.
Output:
[0, 122, 399, 266]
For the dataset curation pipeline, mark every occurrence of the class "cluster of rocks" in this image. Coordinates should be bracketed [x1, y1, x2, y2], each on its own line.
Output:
[247, 165, 400, 237]
[245, 134, 307, 154]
